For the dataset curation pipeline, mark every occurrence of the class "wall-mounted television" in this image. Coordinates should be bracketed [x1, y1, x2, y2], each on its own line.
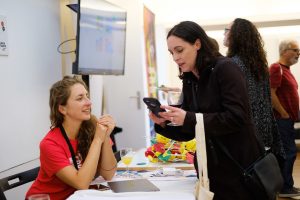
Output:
[73, 0, 127, 75]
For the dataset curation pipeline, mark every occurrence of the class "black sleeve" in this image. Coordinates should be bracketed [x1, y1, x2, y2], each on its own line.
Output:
[154, 113, 195, 141]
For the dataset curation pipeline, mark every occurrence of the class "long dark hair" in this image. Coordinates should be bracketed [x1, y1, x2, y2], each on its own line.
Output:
[49, 76, 95, 161]
[167, 21, 221, 79]
[227, 18, 268, 81]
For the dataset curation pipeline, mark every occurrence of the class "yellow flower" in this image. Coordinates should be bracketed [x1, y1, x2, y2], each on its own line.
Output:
[156, 133, 171, 144]
[185, 139, 196, 151]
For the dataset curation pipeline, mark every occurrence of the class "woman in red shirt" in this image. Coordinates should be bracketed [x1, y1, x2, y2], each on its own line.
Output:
[26, 76, 117, 200]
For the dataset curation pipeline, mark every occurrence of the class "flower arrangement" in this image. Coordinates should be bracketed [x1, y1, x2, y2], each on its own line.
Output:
[144, 133, 196, 164]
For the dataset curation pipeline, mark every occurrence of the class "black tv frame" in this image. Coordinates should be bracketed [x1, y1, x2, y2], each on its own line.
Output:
[71, 0, 127, 76]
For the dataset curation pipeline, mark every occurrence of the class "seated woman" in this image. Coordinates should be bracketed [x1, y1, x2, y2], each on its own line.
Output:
[26, 76, 117, 200]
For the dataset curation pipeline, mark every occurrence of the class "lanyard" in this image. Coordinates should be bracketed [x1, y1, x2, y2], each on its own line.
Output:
[59, 125, 79, 170]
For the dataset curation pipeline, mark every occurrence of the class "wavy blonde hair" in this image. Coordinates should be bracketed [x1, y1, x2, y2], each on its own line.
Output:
[49, 75, 96, 161]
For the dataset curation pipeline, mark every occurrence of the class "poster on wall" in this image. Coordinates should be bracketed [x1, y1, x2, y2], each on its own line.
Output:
[143, 6, 158, 137]
[0, 15, 9, 56]
[143, 6, 158, 98]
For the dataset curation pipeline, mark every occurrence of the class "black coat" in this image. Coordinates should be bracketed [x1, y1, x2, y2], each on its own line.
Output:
[155, 57, 262, 200]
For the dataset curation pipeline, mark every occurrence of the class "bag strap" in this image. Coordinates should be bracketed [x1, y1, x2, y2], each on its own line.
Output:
[59, 125, 79, 170]
[195, 113, 210, 189]
[214, 139, 244, 171]
[215, 139, 264, 173]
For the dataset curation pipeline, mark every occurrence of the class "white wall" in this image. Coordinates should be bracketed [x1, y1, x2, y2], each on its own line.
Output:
[0, 0, 62, 199]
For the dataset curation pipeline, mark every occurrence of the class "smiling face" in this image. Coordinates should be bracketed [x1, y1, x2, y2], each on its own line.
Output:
[167, 35, 200, 76]
[59, 83, 92, 125]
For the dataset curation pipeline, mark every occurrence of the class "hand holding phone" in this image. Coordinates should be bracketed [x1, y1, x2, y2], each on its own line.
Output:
[143, 97, 166, 118]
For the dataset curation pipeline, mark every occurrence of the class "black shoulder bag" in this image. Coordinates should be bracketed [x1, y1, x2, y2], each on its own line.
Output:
[215, 139, 283, 200]
[59, 125, 79, 170]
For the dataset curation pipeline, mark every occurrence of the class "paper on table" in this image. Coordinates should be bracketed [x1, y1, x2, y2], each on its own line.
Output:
[91, 169, 197, 185]
[67, 190, 194, 200]
[141, 169, 196, 180]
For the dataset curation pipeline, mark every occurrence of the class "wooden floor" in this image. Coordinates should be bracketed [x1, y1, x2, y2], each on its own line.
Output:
[278, 153, 300, 200]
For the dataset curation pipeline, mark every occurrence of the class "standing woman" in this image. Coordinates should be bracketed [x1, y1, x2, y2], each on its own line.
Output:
[223, 18, 285, 162]
[26, 76, 117, 200]
[149, 21, 262, 200]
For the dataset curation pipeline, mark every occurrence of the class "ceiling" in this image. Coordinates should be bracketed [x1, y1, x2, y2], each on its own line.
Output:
[143, 0, 300, 29]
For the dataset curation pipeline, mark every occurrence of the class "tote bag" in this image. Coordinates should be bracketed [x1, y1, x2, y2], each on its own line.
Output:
[195, 113, 214, 200]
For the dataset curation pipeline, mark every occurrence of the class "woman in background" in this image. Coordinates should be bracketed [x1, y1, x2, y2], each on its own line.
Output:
[223, 18, 285, 162]
[26, 76, 117, 200]
[149, 21, 262, 200]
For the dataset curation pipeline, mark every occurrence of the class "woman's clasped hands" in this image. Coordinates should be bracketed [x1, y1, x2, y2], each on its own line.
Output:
[95, 115, 116, 142]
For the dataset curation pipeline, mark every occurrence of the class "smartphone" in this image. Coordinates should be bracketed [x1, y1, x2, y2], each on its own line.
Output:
[143, 97, 166, 118]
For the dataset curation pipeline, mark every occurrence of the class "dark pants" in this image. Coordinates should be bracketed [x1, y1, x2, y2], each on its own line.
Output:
[277, 118, 297, 191]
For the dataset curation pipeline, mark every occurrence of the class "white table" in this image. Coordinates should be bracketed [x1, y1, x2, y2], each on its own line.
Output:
[67, 148, 197, 200]
[67, 178, 197, 200]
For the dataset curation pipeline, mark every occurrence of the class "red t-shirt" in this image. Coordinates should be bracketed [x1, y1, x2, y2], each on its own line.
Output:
[26, 127, 81, 200]
[269, 63, 299, 121]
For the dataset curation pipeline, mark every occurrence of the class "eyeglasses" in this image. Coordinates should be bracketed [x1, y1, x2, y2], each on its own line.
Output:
[224, 28, 230, 33]
[287, 48, 300, 53]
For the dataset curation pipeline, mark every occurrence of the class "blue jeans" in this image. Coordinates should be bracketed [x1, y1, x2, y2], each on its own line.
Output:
[277, 118, 297, 191]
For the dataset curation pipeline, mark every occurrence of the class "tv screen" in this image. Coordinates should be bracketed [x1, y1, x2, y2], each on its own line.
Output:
[73, 0, 127, 75]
